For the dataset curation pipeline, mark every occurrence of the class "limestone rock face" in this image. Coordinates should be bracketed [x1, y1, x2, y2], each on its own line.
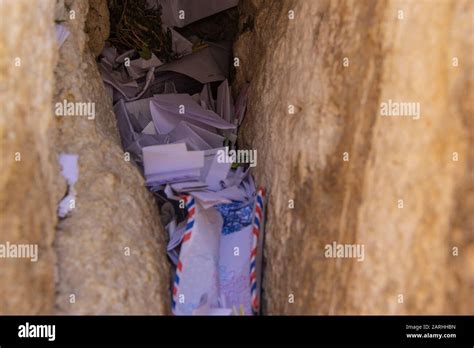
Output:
[85, 0, 110, 57]
[0, 0, 59, 315]
[234, 0, 473, 314]
[53, 0, 170, 314]
[0, 0, 170, 314]
[1, 0, 472, 316]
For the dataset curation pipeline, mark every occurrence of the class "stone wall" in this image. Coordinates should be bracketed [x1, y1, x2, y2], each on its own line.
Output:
[54, 0, 170, 315]
[0, 0, 170, 314]
[0, 0, 59, 315]
[0, 0, 472, 316]
[234, 0, 473, 314]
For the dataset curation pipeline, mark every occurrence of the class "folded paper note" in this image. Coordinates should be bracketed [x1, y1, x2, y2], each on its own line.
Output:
[155, 0, 239, 28]
[172, 189, 265, 315]
[168, 121, 225, 150]
[150, 93, 236, 135]
[58, 153, 79, 218]
[55, 24, 70, 47]
[143, 143, 204, 186]
[172, 197, 222, 315]
[156, 43, 231, 84]
[216, 200, 255, 315]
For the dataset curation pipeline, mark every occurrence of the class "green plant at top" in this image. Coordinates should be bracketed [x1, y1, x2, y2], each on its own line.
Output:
[108, 0, 176, 61]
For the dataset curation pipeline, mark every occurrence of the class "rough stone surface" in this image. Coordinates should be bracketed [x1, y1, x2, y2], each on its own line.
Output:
[1, 0, 472, 316]
[0, 0, 170, 314]
[85, 0, 110, 57]
[234, 0, 473, 314]
[444, 0, 474, 314]
[53, 0, 170, 314]
[0, 0, 60, 315]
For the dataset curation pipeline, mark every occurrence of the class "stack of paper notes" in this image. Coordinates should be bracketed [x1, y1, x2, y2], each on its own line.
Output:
[143, 144, 204, 186]
[99, 0, 264, 316]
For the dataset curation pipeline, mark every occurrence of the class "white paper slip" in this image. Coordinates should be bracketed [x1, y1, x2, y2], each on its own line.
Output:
[164, 184, 181, 201]
[167, 25, 193, 56]
[222, 166, 251, 189]
[218, 224, 253, 315]
[168, 121, 225, 150]
[58, 153, 79, 218]
[172, 201, 222, 315]
[155, 43, 231, 83]
[143, 142, 186, 155]
[101, 42, 118, 63]
[99, 59, 139, 98]
[192, 305, 233, 316]
[115, 49, 136, 64]
[142, 143, 204, 175]
[55, 24, 70, 47]
[141, 121, 157, 135]
[169, 124, 211, 150]
[167, 220, 186, 251]
[150, 94, 236, 134]
[168, 249, 179, 266]
[155, 0, 239, 28]
[146, 168, 202, 186]
[171, 181, 208, 192]
[114, 99, 138, 150]
[200, 148, 232, 191]
[191, 190, 233, 209]
[216, 79, 234, 123]
[58, 153, 79, 186]
[127, 53, 163, 80]
[125, 97, 154, 131]
[200, 83, 216, 111]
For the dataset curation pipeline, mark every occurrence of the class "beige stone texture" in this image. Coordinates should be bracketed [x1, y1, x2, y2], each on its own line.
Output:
[234, 0, 473, 314]
[0, 0, 472, 316]
[0, 0, 60, 315]
[1, 0, 170, 314]
[84, 0, 110, 57]
[53, 0, 170, 314]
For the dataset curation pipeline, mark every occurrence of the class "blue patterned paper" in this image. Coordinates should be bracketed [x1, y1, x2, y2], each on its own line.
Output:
[216, 201, 254, 235]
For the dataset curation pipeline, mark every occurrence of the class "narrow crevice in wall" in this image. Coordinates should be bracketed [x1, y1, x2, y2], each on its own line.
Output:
[83, 0, 262, 315]
[1, 0, 472, 317]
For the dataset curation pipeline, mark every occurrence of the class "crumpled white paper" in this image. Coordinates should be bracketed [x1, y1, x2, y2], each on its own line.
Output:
[58, 153, 79, 218]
